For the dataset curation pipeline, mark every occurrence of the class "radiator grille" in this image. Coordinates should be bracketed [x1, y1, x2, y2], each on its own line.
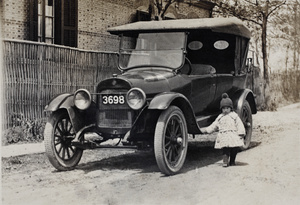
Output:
[98, 109, 133, 128]
[103, 109, 131, 120]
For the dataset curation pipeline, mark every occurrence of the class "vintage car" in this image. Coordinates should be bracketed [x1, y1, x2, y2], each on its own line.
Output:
[44, 17, 257, 175]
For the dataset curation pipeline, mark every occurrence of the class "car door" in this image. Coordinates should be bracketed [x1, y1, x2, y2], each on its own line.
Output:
[187, 64, 216, 115]
[215, 74, 234, 99]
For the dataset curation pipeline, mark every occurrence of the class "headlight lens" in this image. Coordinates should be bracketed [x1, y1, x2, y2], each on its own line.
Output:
[126, 88, 146, 110]
[74, 89, 91, 110]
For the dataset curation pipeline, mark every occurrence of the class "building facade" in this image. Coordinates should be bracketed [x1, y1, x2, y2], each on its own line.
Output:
[0, 0, 214, 51]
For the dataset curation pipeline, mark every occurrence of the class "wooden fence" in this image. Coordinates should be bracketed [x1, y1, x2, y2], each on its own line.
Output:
[2, 39, 119, 127]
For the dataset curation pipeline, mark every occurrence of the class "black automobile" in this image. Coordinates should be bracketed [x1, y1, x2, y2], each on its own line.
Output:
[44, 17, 257, 175]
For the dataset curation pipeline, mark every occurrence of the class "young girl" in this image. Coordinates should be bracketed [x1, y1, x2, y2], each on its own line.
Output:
[201, 93, 245, 167]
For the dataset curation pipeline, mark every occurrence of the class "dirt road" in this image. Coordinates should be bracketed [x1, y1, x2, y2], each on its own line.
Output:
[2, 104, 300, 205]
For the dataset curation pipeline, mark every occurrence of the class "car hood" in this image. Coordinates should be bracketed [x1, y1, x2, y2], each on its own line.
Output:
[97, 68, 190, 97]
[119, 69, 174, 95]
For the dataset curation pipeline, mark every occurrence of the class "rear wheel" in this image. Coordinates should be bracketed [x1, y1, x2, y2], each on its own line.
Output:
[154, 106, 188, 175]
[238, 101, 253, 150]
[44, 110, 83, 171]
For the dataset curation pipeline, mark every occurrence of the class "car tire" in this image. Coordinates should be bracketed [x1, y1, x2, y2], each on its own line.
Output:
[238, 100, 253, 150]
[154, 106, 188, 175]
[44, 110, 83, 171]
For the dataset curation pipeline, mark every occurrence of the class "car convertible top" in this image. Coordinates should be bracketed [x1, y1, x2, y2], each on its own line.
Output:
[107, 17, 251, 39]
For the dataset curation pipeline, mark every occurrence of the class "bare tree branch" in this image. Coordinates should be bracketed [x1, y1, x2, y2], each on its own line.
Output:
[239, 16, 262, 26]
[266, 0, 287, 18]
[243, 0, 257, 6]
[161, 0, 174, 18]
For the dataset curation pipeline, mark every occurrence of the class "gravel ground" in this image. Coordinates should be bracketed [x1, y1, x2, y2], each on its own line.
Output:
[1, 103, 300, 205]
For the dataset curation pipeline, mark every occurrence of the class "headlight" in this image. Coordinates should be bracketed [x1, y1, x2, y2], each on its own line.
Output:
[74, 89, 91, 110]
[126, 88, 146, 110]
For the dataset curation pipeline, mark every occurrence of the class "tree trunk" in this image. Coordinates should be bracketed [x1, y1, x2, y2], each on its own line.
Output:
[293, 1, 299, 70]
[261, 15, 270, 109]
[149, 0, 156, 20]
[261, 16, 269, 85]
[254, 36, 260, 66]
[285, 44, 290, 72]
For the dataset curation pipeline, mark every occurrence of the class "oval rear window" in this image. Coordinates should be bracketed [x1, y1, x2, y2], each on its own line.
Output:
[188, 41, 203, 50]
[214, 40, 229, 50]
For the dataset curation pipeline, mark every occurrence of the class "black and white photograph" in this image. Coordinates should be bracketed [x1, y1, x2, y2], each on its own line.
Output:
[1, 0, 299, 204]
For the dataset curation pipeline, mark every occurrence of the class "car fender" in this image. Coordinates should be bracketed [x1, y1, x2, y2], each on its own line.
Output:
[232, 89, 257, 115]
[45, 93, 74, 112]
[148, 92, 202, 134]
[44, 93, 97, 132]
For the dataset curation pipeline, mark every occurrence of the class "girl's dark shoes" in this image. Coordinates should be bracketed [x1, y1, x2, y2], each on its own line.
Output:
[223, 155, 229, 167]
[223, 161, 236, 167]
[229, 161, 236, 166]
[222, 163, 228, 167]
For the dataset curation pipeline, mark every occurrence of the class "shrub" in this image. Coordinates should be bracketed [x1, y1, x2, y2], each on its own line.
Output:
[2, 113, 46, 145]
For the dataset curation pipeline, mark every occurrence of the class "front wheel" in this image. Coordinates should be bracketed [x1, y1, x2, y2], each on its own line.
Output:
[44, 110, 83, 171]
[154, 106, 188, 175]
[238, 101, 253, 150]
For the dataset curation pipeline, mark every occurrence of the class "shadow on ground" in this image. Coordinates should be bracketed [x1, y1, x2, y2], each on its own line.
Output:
[2, 141, 261, 175]
[76, 141, 257, 174]
[77, 141, 262, 174]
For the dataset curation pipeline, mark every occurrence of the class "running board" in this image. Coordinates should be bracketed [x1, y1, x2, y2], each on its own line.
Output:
[72, 141, 138, 150]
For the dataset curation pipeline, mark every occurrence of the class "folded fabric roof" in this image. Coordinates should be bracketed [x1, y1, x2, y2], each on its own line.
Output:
[107, 17, 251, 39]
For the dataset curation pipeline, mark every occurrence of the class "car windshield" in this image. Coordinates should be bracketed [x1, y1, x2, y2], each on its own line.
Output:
[118, 32, 186, 70]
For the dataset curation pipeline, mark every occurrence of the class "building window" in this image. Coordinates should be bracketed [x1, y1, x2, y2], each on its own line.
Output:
[38, 0, 54, 43]
[30, 0, 78, 47]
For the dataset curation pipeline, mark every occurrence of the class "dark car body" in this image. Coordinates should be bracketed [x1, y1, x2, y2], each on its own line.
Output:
[44, 18, 256, 175]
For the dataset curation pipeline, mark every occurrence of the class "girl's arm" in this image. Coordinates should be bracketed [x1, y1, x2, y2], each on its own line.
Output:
[201, 115, 221, 134]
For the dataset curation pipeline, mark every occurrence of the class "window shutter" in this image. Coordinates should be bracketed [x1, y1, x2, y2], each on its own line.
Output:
[63, 0, 77, 47]
[54, 0, 77, 47]
[54, 0, 62, 44]
[29, 0, 38, 41]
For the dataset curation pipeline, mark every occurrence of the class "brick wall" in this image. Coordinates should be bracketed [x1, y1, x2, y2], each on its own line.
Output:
[177, 4, 211, 19]
[0, 0, 213, 51]
[0, 0, 31, 40]
[78, 0, 136, 51]
[77, 0, 212, 51]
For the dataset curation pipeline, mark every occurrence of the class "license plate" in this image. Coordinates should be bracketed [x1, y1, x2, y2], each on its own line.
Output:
[101, 94, 125, 105]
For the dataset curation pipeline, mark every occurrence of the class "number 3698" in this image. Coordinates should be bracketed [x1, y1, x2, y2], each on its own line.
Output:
[102, 95, 125, 105]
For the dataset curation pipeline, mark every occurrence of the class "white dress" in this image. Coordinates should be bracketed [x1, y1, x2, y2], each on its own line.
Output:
[204, 112, 246, 149]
